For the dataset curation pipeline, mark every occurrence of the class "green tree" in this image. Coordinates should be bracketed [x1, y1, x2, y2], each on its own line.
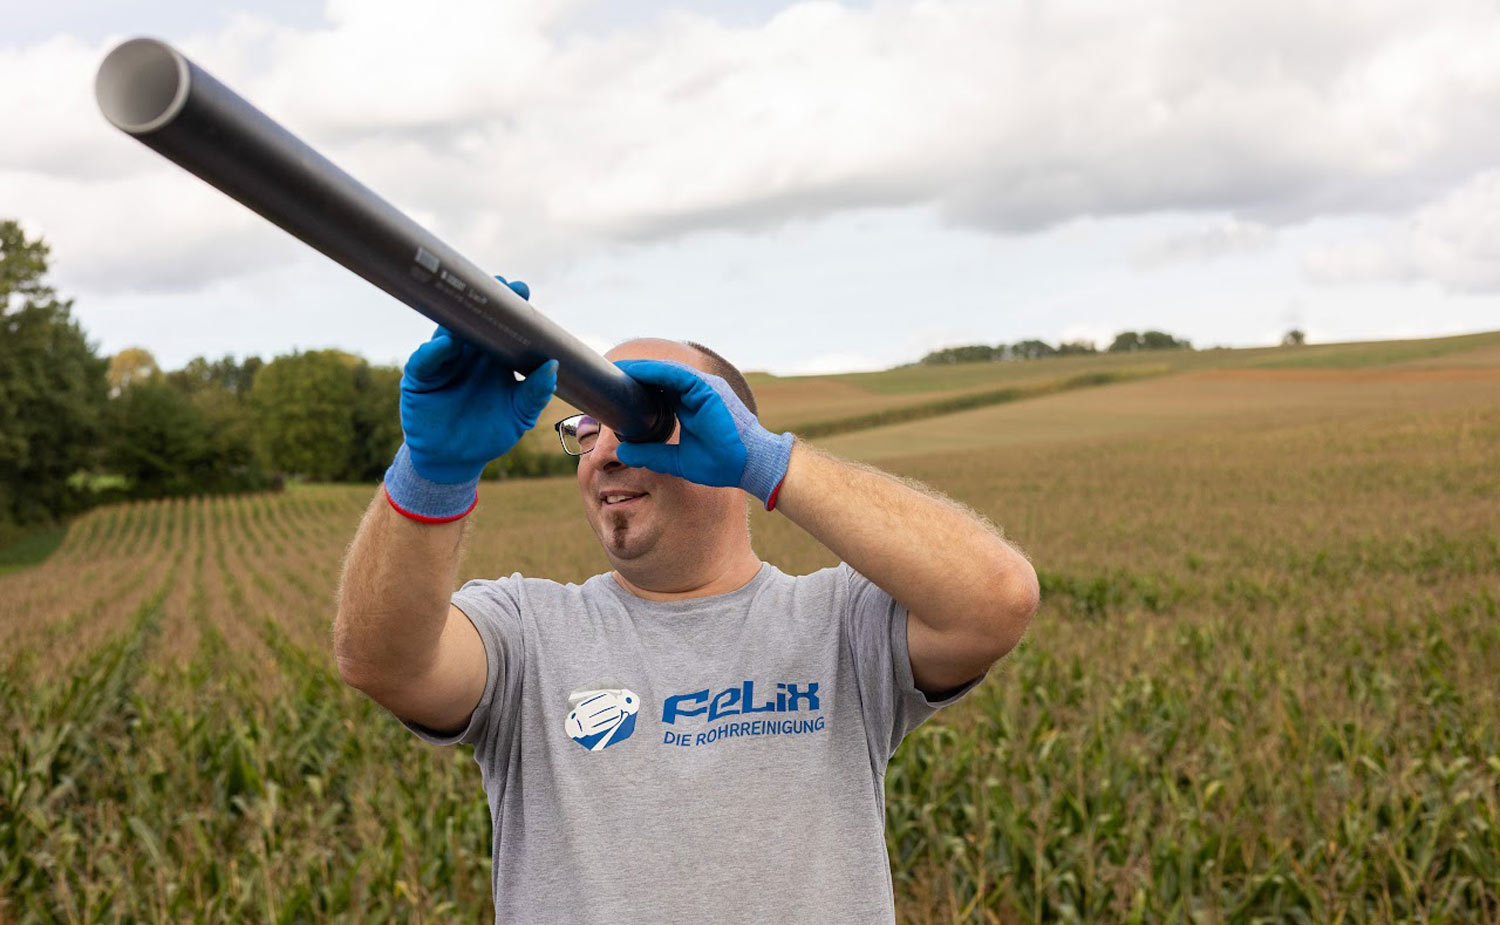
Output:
[0, 220, 109, 525]
[105, 381, 212, 497]
[162, 353, 272, 492]
[1282, 329, 1306, 347]
[1141, 330, 1191, 350]
[166, 353, 263, 397]
[250, 350, 360, 481]
[920, 344, 1002, 365]
[1109, 330, 1192, 352]
[1056, 340, 1097, 355]
[190, 387, 274, 493]
[1009, 339, 1058, 360]
[349, 364, 404, 482]
[104, 353, 274, 498]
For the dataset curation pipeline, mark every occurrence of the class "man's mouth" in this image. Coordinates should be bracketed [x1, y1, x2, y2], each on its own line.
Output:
[600, 491, 647, 507]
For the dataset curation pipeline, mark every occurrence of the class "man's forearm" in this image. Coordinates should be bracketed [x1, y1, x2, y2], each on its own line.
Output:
[773, 442, 1038, 687]
[334, 488, 466, 693]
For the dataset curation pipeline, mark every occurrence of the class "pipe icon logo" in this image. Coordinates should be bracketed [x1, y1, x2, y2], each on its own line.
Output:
[565, 688, 641, 751]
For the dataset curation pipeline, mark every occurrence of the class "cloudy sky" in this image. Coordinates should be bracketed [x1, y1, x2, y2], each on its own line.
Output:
[5, 0, 1499, 375]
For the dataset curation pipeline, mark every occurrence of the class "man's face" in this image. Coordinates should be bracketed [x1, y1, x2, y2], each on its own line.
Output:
[576, 340, 747, 582]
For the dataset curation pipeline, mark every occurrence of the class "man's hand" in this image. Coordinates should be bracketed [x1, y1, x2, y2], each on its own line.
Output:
[613, 359, 794, 509]
[384, 276, 557, 522]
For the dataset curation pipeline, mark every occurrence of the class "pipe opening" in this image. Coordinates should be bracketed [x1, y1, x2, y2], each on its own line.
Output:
[96, 38, 189, 134]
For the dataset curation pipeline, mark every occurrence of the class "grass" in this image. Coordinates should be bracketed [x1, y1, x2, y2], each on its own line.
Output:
[0, 525, 69, 576]
[1, 330, 1498, 920]
[1244, 329, 1500, 370]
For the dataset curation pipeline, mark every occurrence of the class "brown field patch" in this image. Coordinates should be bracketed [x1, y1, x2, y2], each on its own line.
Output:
[755, 378, 949, 431]
[30, 548, 179, 678]
[1192, 367, 1500, 382]
[815, 369, 1500, 462]
[2, 496, 197, 676]
[0, 557, 141, 663]
[194, 496, 284, 694]
[220, 521, 336, 660]
[149, 502, 202, 671]
[0, 558, 108, 632]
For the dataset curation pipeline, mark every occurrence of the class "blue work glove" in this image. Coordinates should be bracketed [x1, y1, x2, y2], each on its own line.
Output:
[383, 277, 558, 522]
[612, 359, 794, 510]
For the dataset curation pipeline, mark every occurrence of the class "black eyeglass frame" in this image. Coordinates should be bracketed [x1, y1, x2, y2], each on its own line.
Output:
[554, 413, 599, 456]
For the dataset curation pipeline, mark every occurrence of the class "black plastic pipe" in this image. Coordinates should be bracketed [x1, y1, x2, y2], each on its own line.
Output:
[95, 37, 673, 444]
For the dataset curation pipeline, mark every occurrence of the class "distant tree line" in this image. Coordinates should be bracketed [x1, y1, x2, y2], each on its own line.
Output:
[921, 331, 1192, 365]
[1, 221, 568, 535]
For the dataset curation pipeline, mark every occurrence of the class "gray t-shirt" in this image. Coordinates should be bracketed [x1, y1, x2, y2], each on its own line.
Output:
[406, 562, 977, 923]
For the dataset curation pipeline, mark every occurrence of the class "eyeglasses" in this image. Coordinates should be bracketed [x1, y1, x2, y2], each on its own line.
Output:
[554, 413, 601, 456]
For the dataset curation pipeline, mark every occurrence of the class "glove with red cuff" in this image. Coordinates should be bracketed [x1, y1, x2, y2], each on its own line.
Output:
[383, 277, 557, 522]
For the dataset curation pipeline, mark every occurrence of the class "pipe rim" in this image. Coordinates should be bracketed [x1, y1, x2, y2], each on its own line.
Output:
[96, 38, 190, 135]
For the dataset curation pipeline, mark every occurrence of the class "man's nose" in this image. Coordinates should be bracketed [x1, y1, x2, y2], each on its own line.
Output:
[592, 425, 627, 470]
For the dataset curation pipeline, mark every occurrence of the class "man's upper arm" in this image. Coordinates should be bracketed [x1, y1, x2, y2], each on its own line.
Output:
[905, 614, 999, 697]
[376, 604, 489, 736]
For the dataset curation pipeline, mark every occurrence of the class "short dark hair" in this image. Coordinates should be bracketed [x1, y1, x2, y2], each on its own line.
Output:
[686, 341, 758, 416]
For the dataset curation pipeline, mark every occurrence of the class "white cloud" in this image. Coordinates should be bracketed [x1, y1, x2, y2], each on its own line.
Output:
[1133, 218, 1274, 267]
[1304, 169, 1500, 292]
[8, 0, 1500, 310]
[781, 350, 886, 375]
[0, 35, 136, 180]
[6, 169, 303, 293]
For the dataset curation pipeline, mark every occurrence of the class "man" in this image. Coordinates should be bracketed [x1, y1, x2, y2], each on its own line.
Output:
[335, 278, 1039, 923]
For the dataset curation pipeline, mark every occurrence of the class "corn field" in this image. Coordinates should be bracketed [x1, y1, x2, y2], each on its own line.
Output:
[3, 366, 1499, 921]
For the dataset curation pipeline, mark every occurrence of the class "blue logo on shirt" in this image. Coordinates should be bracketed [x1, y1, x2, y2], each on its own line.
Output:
[565, 688, 641, 751]
[659, 680, 825, 749]
[662, 681, 819, 724]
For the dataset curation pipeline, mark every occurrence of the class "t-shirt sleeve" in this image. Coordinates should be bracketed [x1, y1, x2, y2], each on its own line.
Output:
[400, 574, 526, 752]
[839, 563, 984, 767]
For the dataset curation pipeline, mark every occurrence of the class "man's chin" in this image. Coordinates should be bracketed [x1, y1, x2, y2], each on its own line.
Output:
[604, 539, 643, 562]
[598, 514, 655, 562]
